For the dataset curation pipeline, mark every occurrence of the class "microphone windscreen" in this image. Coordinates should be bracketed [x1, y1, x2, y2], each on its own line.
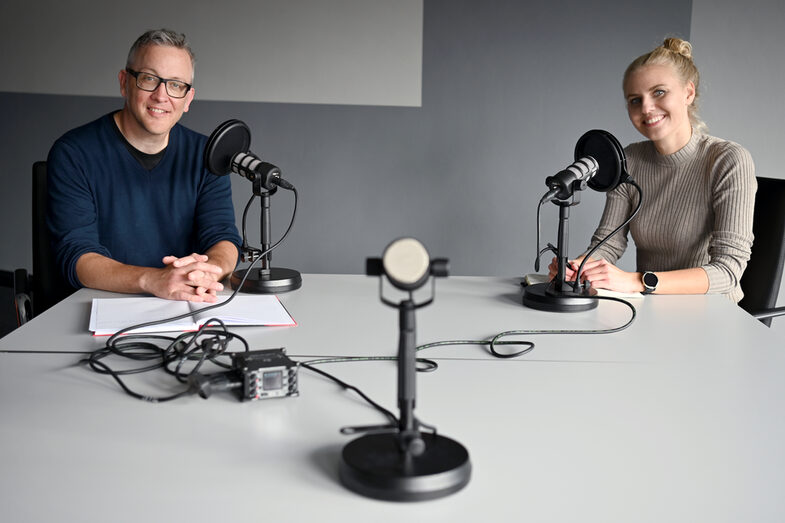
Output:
[204, 119, 252, 176]
[574, 130, 628, 192]
[382, 238, 431, 290]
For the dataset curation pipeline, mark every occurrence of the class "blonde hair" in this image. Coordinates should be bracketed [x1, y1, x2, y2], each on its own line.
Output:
[624, 37, 706, 133]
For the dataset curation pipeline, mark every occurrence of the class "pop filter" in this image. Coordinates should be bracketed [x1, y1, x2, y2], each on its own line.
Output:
[574, 129, 628, 192]
[204, 119, 251, 176]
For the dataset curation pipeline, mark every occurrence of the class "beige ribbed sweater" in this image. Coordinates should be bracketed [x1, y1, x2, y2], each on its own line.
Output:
[587, 132, 756, 302]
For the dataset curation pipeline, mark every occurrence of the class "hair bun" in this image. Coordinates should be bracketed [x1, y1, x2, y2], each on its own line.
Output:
[662, 37, 693, 59]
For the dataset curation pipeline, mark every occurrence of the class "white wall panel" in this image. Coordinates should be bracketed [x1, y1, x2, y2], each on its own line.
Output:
[0, 0, 422, 106]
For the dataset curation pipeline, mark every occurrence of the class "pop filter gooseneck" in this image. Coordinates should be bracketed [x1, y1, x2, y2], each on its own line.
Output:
[204, 119, 302, 294]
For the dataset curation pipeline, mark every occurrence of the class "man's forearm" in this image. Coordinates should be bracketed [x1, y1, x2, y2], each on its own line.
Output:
[75, 252, 158, 294]
[205, 241, 240, 281]
[76, 250, 229, 302]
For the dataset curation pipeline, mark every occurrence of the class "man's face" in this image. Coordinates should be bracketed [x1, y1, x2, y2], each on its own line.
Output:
[119, 44, 195, 139]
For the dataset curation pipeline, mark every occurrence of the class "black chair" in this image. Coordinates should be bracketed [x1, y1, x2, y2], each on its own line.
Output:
[14, 161, 75, 324]
[739, 176, 785, 327]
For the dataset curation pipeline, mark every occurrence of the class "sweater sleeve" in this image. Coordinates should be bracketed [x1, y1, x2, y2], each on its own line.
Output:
[701, 143, 756, 297]
[193, 170, 242, 256]
[47, 138, 111, 289]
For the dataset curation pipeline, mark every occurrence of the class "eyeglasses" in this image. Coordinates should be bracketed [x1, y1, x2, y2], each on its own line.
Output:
[125, 68, 192, 98]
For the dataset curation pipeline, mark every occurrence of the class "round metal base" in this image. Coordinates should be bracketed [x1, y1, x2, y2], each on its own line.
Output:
[230, 267, 302, 294]
[522, 281, 598, 312]
[340, 432, 471, 502]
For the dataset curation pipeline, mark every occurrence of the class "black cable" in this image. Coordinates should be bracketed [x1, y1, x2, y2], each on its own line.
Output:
[574, 180, 643, 291]
[299, 362, 398, 425]
[535, 198, 545, 271]
[240, 193, 261, 257]
[298, 295, 635, 426]
[83, 319, 249, 402]
[415, 295, 636, 358]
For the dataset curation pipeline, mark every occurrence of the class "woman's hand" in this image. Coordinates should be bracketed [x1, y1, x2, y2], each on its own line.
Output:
[576, 258, 644, 293]
[547, 256, 584, 282]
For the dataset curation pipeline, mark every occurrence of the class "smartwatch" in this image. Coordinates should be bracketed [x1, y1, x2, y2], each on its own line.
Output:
[641, 271, 658, 294]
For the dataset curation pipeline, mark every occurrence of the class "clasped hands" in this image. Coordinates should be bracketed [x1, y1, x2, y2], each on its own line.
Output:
[547, 256, 644, 293]
[151, 253, 225, 303]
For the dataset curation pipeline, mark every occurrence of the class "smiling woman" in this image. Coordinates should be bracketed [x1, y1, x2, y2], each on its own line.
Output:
[550, 37, 757, 303]
[623, 38, 701, 155]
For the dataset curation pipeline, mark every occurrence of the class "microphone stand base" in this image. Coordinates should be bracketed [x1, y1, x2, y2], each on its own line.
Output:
[339, 432, 471, 502]
[231, 267, 302, 294]
[522, 281, 598, 312]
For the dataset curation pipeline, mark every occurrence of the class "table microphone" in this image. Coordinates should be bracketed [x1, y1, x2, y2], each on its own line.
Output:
[524, 129, 631, 313]
[540, 156, 599, 203]
[204, 119, 302, 294]
[339, 238, 471, 502]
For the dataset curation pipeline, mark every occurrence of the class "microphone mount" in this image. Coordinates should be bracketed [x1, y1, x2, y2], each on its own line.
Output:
[541, 156, 599, 205]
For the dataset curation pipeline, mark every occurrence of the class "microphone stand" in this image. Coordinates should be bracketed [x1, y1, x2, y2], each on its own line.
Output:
[396, 297, 424, 455]
[339, 282, 471, 501]
[523, 191, 598, 312]
[230, 173, 302, 293]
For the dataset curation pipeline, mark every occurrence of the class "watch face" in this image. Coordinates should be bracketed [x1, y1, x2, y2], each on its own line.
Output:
[643, 272, 658, 288]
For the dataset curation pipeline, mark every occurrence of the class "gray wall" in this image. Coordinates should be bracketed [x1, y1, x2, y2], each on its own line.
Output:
[0, 0, 688, 276]
[691, 0, 785, 335]
[1, 0, 782, 333]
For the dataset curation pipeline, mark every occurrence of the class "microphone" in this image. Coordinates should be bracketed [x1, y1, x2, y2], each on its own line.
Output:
[525, 129, 634, 314]
[341, 238, 471, 502]
[230, 151, 294, 191]
[203, 119, 302, 294]
[540, 156, 599, 203]
[203, 119, 294, 191]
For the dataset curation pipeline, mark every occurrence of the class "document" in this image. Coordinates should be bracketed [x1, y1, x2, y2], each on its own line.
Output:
[89, 295, 297, 336]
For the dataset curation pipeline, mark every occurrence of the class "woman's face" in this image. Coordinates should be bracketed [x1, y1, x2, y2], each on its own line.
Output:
[624, 64, 695, 155]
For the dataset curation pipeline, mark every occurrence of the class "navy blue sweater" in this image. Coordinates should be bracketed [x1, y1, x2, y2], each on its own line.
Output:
[47, 113, 241, 288]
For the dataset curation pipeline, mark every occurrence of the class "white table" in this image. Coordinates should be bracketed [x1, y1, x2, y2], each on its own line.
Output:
[1, 274, 783, 522]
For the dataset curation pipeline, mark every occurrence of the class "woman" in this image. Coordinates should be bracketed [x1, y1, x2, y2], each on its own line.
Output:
[550, 37, 756, 302]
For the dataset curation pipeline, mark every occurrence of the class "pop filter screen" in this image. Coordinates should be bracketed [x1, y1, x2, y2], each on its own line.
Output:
[574, 129, 628, 192]
[204, 119, 252, 176]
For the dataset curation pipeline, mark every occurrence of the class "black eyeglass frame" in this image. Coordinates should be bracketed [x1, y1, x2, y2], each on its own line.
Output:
[125, 68, 193, 98]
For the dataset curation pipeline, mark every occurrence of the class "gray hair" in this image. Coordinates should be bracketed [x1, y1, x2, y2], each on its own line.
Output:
[126, 29, 195, 74]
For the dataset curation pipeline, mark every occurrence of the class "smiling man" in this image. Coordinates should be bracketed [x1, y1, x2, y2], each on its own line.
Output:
[47, 29, 241, 303]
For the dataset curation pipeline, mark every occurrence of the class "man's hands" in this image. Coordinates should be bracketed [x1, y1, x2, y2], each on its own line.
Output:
[144, 253, 225, 302]
[75, 246, 238, 304]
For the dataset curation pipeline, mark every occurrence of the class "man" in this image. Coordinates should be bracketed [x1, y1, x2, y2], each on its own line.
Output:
[47, 29, 240, 303]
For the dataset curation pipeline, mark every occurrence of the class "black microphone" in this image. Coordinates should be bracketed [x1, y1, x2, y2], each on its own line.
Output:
[203, 119, 294, 191]
[540, 156, 599, 203]
[203, 119, 302, 294]
[230, 151, 294, 191]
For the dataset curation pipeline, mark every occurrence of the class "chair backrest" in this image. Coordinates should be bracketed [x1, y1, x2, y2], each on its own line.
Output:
[32, 161, 74, 315]
[739, 176, 785, 327]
